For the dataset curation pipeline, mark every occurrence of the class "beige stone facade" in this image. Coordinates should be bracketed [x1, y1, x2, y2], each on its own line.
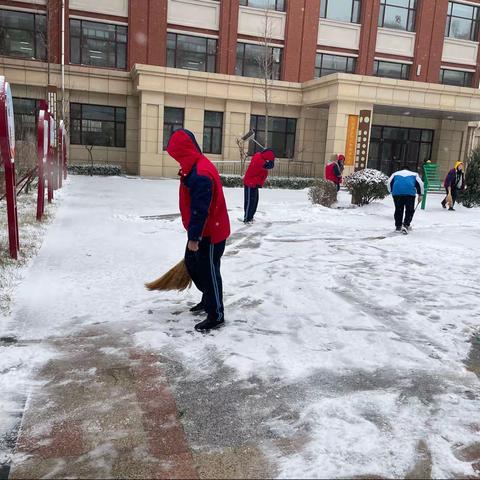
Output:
[2, 56, 480, 179]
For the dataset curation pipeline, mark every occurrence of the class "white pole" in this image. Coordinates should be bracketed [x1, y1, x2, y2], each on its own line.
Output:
[61, 0, 65, 121]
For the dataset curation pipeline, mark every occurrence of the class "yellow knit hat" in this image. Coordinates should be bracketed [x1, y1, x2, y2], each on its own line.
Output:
[454, 161, 464, 170]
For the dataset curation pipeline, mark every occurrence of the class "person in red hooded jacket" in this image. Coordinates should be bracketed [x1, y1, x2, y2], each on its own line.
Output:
[166, 129, 231, 332]
[325, 154, 345, 192]
[243, 149, 275, 223]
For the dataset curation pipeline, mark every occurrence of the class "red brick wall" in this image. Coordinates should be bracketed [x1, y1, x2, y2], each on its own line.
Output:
[218, 0, 240, 75]
[357, 0, 380, 76]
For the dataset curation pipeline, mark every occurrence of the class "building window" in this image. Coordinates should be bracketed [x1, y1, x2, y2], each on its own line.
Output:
[167, 33, 217, 73]
[320, 0, 361, 24]
[70, 19, 127, 69]
[203, 111, 223, 155]
[70, 103, 126, 147]
[248, 115, 296, 158]
[0, 10, 46, 60]
[445, 1, 480, 41]
[239, 0, 285, 12]
[235, 43, 282, 80]
[440, 68, 473, 87]
[378, 0, 416, 32]
[163, 107, 184, 151]
[13, 98, 41, 141]
[315, 53, 356, 77]
[373, 60, 410, 79]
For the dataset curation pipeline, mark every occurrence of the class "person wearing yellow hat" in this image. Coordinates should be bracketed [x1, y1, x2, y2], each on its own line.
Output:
[442, 161, 465, 211]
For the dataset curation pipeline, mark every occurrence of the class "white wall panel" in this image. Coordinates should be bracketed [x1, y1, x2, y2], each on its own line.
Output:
[238, 6, 286, 41]
[376, 28, 416, 57]
[318, 19, 361, 50]
[168, 0, 220, 31]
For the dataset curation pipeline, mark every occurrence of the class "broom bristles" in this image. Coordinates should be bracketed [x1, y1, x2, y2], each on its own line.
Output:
[145, 259, 192, 292]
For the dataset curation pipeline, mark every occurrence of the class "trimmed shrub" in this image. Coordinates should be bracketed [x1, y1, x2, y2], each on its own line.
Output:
[68, 165, 122, 176]
[308, 179, 338, 207]
[220, 174, 315, 190]
[460, 148, 480, 208]
[344, 168, 389, 206]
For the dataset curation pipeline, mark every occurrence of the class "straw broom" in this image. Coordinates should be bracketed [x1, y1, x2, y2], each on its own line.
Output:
[145, 260, 192, 292]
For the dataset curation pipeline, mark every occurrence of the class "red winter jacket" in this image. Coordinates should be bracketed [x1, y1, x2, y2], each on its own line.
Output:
[244, 149, 276, 188]
[325, 162, 342, 185]
[166, 129, 230, 244]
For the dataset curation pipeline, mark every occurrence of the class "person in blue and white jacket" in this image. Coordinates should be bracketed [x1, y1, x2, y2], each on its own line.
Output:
[387, 168, 424, 232]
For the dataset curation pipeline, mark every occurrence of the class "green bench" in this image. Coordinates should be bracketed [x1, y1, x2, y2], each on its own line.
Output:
[421, 162, 444, 210]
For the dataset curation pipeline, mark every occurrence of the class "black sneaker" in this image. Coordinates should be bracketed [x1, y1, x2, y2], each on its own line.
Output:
[195, 316, 225, 332]
[441, 200, 447, 209]
[189, 302, 206, 314]
[448, 207, 455, 211]
[395, 227, 402, 233]
[403, 224, 412, 231]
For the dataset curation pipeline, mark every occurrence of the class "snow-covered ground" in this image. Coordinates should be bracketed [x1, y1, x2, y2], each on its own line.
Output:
[1, 175, 480, 478]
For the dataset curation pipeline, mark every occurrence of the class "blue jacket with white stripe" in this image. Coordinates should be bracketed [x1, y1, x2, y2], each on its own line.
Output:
[388, 170, 424, 196]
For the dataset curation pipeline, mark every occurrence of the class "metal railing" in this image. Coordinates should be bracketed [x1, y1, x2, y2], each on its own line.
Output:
[211, 160, 318, 179]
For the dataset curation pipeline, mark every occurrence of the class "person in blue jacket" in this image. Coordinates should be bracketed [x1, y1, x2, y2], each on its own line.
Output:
[387, 168, 424, 232]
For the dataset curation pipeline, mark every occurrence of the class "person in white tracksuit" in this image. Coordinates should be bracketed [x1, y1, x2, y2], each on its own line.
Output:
[387, 169, 424, 233]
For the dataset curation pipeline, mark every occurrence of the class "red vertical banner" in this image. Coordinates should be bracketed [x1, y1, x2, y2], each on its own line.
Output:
[0, 76, 19, 259]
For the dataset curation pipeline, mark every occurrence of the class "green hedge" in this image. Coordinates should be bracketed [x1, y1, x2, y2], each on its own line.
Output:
[220, 174, 315, 190]
[68, 165, 122, 176]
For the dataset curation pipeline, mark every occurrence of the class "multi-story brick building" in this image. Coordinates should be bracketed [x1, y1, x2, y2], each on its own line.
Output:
[2, 0, 480, 178]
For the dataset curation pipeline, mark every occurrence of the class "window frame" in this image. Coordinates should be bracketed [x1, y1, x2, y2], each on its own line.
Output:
[439, 68, 474, 87]
[235, 42, 283, 80]
[248, 115, 297, 159]
[70, 103, 126, 148]
[12, 97, 41, 141]
[315, 52, 357, 78]
[0, 9, 47, 61]
[378, 0, 416, 32]
[163, 107, 185, 151]
[320, 0, 362, 24]
[239, 0, 286, 12]
[445, 1, 480, 41]
[69, 18, 128, 70]
[167, 32, 217, 73]
[373, 60, 411, 80]
[203, 111, 224, 155]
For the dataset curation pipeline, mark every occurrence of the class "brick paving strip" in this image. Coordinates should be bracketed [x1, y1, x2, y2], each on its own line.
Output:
[9, 326, 198, 479]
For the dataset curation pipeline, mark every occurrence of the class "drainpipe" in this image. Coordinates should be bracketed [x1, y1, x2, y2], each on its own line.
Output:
[61, 0, 65, 121]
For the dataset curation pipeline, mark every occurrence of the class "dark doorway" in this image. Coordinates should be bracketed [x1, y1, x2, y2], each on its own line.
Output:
[368, 126, 434, 176]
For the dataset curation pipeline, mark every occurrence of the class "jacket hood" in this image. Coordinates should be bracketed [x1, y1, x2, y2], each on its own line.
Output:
[166, 129, 203, 175]
[260, 149, 275, 161]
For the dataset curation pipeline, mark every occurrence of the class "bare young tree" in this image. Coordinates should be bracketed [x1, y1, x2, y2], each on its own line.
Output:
[258, 7, 275, 149]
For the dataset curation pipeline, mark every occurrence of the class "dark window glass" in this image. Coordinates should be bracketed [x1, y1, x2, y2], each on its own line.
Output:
[248, 115, 296, 158]
[239, 0, 285, 12]
[163, 107, 184, 151]
[373, 60, 410, 79]
[320, 0, 361, 23]
[167, 33, 217, 73]
[445, 1, 480, 41]
[315, 53, 356, 77]
[235, 43, 282, 80]
[70, 19, 127, 69]
[440, 68, 473, 87]
[203, 111, 223, 154]
[368, 125, 434, 176]
[13, 97, 41, 140]
[0, 10, 46, 60]
[379, 0, 416, 32]
[70, 103, 126, 147]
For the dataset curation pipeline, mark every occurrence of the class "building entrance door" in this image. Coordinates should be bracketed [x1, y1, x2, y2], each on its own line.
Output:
[368, 126, 434, 176]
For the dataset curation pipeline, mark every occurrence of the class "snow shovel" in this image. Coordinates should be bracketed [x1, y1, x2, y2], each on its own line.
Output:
[145, 260, 192, 292]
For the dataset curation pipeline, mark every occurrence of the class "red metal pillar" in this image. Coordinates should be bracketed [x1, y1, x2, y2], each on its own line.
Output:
[37, 110, 47, 221]
[47, 112, 54, 203]
[0, 77, 19, 259]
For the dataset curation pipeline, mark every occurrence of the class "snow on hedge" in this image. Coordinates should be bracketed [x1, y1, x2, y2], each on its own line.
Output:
[344, 168, 389, 187]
